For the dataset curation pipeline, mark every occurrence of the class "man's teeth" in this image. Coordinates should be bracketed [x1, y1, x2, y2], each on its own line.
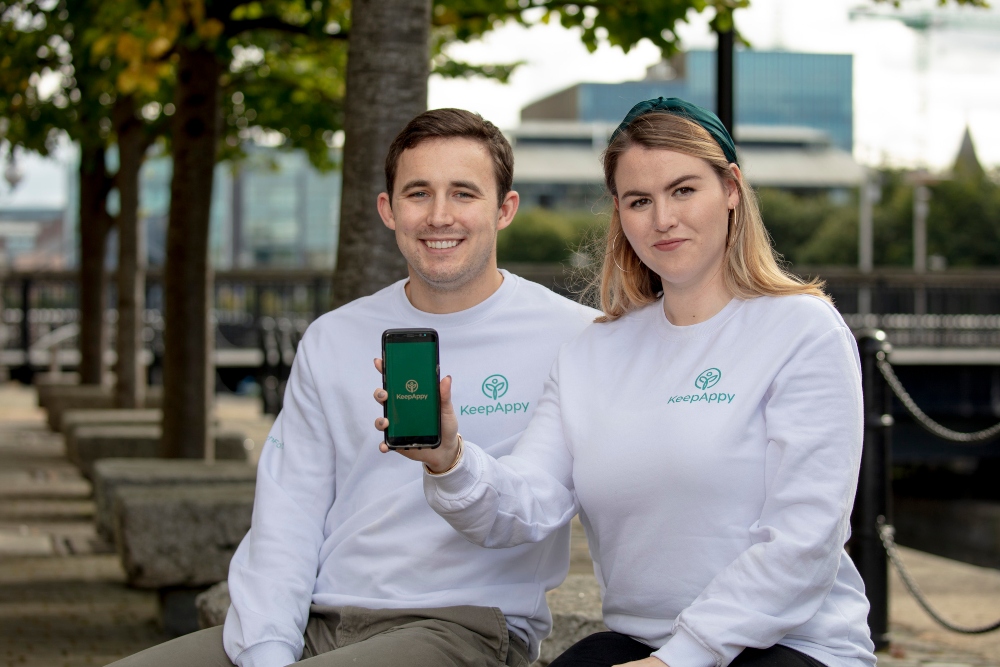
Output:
[424, 240, 460, 249]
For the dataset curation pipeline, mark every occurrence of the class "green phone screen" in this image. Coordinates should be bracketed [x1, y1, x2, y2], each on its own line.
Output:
[385, 340, 439, 440]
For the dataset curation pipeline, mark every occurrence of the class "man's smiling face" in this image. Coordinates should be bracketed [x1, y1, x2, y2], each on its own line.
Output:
[378, 137, 515, 293]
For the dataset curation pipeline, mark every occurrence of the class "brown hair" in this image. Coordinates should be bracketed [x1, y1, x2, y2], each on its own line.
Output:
[384, 108, 514, 207]
[595, 112, 827, 322]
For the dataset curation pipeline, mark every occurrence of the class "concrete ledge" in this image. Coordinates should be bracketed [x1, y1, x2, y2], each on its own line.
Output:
[195, 581, 231, 629]
[44, 385, 163, 431]
[114, 483, 255, 588]
[92, 458, 257, 542]
[195, 574, 606, 665]
[68, 425, 251, 479]
[63, 409, 162, 440]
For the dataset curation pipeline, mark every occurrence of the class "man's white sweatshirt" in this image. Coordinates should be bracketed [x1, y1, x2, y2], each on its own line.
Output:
[427, 295, 878, 667]
[223, 271, 597, 667]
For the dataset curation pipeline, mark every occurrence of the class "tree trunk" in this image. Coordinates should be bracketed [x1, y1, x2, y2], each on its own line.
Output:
[113, 96, 147, 409]
[77, 145, 112, 385]
[161, 46, 219, 459]
[330, 0, 430, 308]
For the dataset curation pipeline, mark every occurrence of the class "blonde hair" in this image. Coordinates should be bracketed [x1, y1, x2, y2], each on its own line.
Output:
[595, 112, 827, 322]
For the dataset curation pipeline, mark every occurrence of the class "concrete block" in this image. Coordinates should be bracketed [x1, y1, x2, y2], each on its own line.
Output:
[45, 385, 163, 431]
[196, 581, 231, 629]
[92, 458, 256, 541]
[63, 408, 162, 434]
[114, 483, 255, 588]
[69, 426, 251, 479]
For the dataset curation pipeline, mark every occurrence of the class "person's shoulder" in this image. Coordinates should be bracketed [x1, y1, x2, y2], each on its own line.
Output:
[747, 293, 850, 339]
[505, 273, 601, 325]
[300, 281, 402, 343]
[564, 299, 657, 349]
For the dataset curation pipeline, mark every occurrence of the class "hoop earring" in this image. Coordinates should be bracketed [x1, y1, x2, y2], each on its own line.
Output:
[611, 231, 627, 273]
[725, 209, 736, 247]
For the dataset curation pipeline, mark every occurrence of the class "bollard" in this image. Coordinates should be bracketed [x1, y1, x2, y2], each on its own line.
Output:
[851, 330, 893, 650]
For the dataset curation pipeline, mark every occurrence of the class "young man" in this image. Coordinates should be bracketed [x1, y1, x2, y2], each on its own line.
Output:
[109, 109, 596, 667]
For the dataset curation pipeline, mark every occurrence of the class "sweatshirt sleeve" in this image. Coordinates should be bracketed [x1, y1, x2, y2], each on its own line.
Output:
[424, 357, 579, 548]
[653, 326, 864, 667]
[223, 341, 335, 667]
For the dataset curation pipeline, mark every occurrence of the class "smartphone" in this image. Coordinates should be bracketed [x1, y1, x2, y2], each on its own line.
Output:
[381, 328, 441, 449]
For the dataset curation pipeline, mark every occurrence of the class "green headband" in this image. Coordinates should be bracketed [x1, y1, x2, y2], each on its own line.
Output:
[610, 97, 739, 166]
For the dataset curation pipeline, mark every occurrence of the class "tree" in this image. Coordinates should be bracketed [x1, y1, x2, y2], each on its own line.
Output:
[0, 0, 167, 400]
[110, 0, 349, 457]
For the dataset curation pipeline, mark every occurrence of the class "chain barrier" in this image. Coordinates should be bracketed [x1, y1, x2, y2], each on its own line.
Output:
[876, 353, 1000, 444]
[877, 517, 1000, 634]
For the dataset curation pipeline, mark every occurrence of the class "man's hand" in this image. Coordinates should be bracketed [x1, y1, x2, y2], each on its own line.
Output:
[373, 358, 462, 473]
[614, 658, 668, 667]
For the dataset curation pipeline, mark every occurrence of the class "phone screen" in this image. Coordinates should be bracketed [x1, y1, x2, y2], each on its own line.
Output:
[383, 330, 441, 448]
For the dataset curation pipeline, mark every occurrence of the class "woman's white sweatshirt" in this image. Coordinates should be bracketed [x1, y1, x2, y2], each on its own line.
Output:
[223, 271, 597, 667]
[426, 295, 878, 667]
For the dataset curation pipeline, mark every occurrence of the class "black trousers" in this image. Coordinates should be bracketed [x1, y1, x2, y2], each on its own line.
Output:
[549, 632, 829, 667]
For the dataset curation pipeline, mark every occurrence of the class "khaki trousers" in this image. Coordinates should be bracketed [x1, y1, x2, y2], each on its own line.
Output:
[106, 604, 530, 667]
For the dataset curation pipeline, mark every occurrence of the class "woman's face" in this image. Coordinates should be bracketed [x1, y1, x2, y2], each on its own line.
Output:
[614, 146, 740, 292]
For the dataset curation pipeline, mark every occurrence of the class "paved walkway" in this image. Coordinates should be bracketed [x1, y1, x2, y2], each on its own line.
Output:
[1, 382, 999, 667]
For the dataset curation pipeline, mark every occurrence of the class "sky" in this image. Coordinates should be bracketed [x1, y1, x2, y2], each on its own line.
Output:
[4, 0, 1000, 208]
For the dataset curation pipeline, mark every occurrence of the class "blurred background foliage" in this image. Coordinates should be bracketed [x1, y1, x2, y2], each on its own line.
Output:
[497, 206, 607, 263]
[505, 169, 1000, 269]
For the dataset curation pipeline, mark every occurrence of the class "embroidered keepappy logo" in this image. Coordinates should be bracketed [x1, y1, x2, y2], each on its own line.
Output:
[668, 368, 734, 405]
[460, 374, 528, 417]
[481, 375, 508, 399]
[405, 379, 419, 393]
[694, 368, 721, 390]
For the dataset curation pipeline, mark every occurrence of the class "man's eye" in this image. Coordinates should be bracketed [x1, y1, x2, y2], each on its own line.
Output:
[408, 191, 429, 198]
[455, 191, 474, 199]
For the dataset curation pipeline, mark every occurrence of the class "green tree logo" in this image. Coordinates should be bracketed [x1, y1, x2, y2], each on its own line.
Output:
[405, 379, 419, 393]
[695, 368, 721, 390]
[482, 375, 508, 399]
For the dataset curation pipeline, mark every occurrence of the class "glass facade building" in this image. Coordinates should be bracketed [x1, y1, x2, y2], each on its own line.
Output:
[523, 50, 854, 152]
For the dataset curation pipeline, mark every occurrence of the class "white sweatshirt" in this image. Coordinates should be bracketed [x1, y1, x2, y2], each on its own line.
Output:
[427, 295, 877, 667]
[223, 271, 597, 667]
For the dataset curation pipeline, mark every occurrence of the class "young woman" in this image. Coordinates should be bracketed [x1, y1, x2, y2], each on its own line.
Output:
[374, 98, 877, 667]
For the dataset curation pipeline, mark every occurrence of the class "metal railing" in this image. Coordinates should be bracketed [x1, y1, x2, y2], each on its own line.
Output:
[853, 330, 1000, 650]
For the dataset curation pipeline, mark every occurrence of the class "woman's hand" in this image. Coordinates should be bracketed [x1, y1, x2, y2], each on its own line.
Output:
[372, 358, 462, 473]
[614, 658, 668, 667]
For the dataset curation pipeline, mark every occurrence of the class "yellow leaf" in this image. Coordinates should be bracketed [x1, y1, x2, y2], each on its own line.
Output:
[117, 70, 140, 94]
[196, 18, 225, 40]
[116, 34, 143, 62]
[92, 34, 115, 57]
[147, 37, 173, 58]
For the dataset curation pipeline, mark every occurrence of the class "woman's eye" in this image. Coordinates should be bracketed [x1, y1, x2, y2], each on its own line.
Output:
[629, 198, 651, 208]
[674, 187, 694, 196]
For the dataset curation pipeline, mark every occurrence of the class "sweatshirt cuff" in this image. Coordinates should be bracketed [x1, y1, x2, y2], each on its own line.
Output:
[235, 640, 298, 667]
[424, 440, 483, 500]
[652, 626, 719, 667]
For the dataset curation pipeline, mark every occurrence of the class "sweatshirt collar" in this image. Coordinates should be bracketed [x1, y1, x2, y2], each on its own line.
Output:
[390, 269, 519, 329]
[653, 295, 746, 340]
